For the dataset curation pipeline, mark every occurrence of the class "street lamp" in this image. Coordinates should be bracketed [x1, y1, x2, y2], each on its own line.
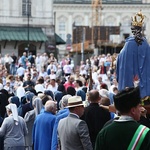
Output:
[73, 22, 78, 67]
[81, 27, 85, 62]
[27, 0, 31, 55]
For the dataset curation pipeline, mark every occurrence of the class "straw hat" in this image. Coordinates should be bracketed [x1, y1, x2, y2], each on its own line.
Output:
[67, 96, 84, 108]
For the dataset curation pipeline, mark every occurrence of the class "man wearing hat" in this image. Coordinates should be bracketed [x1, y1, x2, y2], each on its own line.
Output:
[95, 87, 150, 150]
[58, 96, 93, 150]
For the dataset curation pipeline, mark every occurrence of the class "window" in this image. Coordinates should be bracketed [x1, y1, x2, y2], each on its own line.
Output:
[105, 16, 115, 26]
[122, 17, 131, 27]
[59, 22, 66, 31]
[74, 16, 83, 26]
[22, 0, 31, 16]
[59, 33, 66, 41]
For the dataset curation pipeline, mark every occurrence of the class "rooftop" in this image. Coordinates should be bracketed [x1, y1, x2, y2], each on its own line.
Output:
[54, 0, 142, 4]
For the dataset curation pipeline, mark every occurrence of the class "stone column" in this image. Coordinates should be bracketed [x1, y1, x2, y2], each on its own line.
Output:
[68, 12, 73, 34]
[84, 13, 89, 26]
[116, 13, 121, 26]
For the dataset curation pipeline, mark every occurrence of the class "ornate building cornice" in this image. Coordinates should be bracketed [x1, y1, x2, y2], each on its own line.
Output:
[54, 3, 150, 11]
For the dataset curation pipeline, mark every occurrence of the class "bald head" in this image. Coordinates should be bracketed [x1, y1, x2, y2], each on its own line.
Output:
[88, 90, 100, 103]
[45, 100, 57, 114]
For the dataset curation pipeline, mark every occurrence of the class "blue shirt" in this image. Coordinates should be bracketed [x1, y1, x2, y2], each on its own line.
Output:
[51, 108, 69, 150]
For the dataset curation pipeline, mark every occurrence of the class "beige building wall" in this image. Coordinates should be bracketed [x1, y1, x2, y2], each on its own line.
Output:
[0, 0, 54, 56]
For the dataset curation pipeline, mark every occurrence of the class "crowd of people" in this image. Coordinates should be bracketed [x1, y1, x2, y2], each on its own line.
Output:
[0, 50, 149, 150]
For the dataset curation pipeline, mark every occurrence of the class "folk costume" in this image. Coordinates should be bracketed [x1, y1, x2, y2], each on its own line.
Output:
[95, 87, 150, 150]
[95, 117, 150, 150]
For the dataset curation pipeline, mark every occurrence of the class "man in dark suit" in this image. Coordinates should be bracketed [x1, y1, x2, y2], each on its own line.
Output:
[58, 96, 93, 150]
[81, 90, 111, 148]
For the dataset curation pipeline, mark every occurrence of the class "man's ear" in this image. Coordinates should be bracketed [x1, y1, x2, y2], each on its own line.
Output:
[130, 107, 136, 115]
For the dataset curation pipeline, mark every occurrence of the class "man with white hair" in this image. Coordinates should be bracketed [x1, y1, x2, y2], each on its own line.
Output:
[32, 100, 57, 150]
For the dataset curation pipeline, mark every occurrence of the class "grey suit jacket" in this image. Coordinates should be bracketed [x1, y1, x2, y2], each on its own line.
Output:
[58, 113, 93, 150]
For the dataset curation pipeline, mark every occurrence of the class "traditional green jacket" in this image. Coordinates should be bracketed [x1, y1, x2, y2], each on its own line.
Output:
[95, 120, 150, 150]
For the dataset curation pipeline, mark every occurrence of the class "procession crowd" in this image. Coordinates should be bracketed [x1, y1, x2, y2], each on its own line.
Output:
[0, 51, 149, 150]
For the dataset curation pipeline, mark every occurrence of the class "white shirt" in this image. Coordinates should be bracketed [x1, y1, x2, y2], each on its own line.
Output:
[39, 72, 47, 78]
[35, 84, 45, 93]
[47, 84, 58, 94]
[50, 74, 56, 80]
[16, 67, 25, 76]
[63, 64, 72, 74]
[35, 56, 41, 65]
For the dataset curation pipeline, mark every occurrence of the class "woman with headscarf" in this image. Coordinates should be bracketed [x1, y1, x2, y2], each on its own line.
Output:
[54, 84, 66, 110]
[24, 96, 43, 150]
[8, 96, 20, 108]
[0, 103, 28, 150]
[44, 90, 54, 100]
[19, 91, 35, 117]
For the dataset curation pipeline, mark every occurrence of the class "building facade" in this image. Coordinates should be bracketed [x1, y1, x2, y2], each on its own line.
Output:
[0, 0, 54, 56]
[53, 0, 150, 57]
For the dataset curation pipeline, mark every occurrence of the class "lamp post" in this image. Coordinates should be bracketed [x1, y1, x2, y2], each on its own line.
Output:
[81, 27, 85, 62]
[54, 11, 56, 56]
[27, 0, 30, 55]
[73, 22, 78, 67]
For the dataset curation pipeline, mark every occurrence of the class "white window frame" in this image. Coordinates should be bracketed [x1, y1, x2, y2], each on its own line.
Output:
[59, 22, 66, 31]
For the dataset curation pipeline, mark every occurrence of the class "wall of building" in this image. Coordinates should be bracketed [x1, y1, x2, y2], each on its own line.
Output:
[0, 41, 45, 57]
[0, 0, 53, 27]
[0, 0, 54, 56]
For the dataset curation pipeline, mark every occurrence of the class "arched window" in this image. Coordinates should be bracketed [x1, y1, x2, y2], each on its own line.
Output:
[122, 16, 131, 27]
[105, 16, 116, 26]
[74, 16, 83, 26]
[59, 22, 66, 31]
[58, 16, 67, 40]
